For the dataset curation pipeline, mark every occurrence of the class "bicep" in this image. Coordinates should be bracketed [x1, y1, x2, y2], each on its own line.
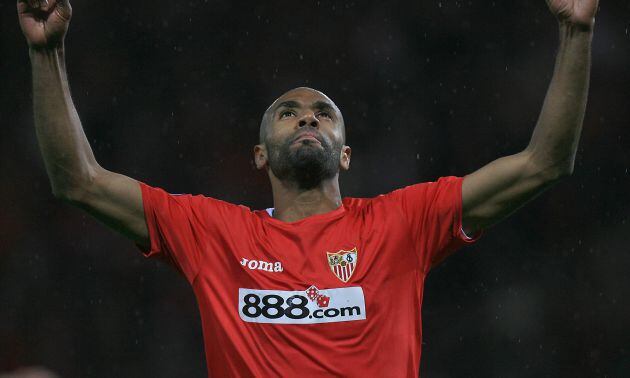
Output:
[68, 167, 149, 248]
[462, 150, 563, 235]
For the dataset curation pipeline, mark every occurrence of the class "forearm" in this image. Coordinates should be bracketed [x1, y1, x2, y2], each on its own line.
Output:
[526, 23, 593, 175]
[30, 45, 100, 198]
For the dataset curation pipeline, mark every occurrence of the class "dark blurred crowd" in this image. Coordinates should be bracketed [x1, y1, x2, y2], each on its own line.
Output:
[1, 1, 629, 377]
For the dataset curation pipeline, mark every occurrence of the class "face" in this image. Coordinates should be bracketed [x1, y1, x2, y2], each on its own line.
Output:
[255, 87, 351, 190]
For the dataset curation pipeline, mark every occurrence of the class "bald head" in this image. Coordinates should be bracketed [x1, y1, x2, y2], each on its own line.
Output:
[259, 87, 345, 145]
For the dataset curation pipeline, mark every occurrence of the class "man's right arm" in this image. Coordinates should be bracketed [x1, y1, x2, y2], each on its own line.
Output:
[20, 0, 149, 248]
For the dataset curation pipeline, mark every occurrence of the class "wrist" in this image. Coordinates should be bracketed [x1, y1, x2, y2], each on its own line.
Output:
[29, 43, 65, 58]
[558, 20, 595, 36]
[29, 44, 66, 71]
[558, 22, 594, 46]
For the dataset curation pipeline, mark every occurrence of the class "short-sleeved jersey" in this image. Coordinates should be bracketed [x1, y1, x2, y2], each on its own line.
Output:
[138, 176, 482, 377]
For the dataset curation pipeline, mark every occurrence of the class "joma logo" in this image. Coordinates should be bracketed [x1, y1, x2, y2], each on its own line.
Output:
[240, 258, 283, 273]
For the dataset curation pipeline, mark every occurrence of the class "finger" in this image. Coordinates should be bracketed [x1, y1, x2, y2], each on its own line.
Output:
[21, 0, 35, 9]
[17, 0, 41, 14]
[20, 0, 47, 12]
[16, 0, 29, 11]
[54, 0, 72, 19]
[20, 0, 55, 15]
[38, 0, 65, 13]
[41, 0, 54, 11]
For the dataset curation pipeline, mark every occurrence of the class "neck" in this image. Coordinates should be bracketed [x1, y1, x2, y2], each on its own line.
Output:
[269, 174, 343, 223]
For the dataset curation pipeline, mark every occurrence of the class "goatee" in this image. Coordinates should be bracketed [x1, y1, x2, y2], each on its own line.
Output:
[267, 132, 342, 190]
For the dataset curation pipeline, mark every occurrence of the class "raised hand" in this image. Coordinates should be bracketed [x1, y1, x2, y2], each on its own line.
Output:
[18, 0, 72, 49]
[546, 0, 599, 29]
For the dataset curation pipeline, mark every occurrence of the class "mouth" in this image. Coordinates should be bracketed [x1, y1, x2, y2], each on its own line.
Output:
[292, 133, 322, 145]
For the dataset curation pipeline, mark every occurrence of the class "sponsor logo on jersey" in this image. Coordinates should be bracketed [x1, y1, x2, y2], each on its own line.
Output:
[240, 258, 283, 272]
[326, 248, 358, 283]
[238, 285, 366, 324]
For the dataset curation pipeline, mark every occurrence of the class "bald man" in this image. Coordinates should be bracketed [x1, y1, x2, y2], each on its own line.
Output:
[18, 0, 598, 376]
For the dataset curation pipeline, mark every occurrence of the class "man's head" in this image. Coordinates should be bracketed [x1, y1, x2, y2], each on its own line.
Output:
[254, 87, 351, 190]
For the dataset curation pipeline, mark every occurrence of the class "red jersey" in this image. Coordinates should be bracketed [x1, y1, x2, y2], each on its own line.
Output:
[139, 176, 481, 377]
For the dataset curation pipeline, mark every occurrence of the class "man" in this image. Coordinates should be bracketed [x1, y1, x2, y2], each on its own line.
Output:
[17, 0, 598, 376]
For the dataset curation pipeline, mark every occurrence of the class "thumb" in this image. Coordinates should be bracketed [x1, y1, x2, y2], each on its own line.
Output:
[48, 0, 72, 20]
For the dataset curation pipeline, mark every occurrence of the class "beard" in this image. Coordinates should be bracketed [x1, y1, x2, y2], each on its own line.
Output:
[266, 130, 342, 190]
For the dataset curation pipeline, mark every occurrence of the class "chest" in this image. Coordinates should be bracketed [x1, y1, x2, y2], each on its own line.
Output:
[232, 215, 417, 284]
[195, 213, 424, 328]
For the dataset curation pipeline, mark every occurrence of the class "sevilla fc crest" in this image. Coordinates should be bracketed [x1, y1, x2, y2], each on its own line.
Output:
[327, 248, 358, 283]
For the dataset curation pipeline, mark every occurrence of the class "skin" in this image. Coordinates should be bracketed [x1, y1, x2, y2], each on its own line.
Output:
[461, 0, 598, 235]
[254, 87, 351, 223]
[17, 0, 598, 248]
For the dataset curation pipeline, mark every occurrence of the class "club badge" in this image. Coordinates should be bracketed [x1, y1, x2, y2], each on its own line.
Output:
[326, 248, 358, 283]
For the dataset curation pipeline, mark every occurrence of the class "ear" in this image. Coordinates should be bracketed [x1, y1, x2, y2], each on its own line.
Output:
[339, 145, 351, 171]
[254, 144, 268, 170]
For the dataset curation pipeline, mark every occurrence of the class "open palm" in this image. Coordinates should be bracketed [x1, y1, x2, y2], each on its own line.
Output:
[546, 0, 599, 28]
[18, 0, 72, 48]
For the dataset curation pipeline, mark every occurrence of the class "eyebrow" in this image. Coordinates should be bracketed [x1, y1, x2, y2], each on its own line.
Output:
[274, 100, 301, 113]
[273, 100, 336, 115]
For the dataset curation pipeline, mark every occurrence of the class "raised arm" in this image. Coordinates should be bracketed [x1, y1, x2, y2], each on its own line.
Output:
[461, 0, 599, 236]
[18, 0, 149, 247]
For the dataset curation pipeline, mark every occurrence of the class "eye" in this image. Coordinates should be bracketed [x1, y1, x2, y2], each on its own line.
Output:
[280, 110, 295, 119]
[318, 112, 332, 119]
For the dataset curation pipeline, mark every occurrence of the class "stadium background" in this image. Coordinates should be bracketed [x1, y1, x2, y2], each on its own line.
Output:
[1, 1, 629, 376]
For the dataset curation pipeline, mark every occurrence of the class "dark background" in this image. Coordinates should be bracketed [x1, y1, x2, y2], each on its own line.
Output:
[1, 0, 629, 377]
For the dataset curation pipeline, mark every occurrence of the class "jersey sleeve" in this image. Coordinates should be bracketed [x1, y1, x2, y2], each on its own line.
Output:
[136, 181, 239, 283]
[386, 176, 483, 272]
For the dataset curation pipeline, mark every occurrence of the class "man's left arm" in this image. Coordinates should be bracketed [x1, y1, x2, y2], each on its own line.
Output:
[462, 0, 599, 236]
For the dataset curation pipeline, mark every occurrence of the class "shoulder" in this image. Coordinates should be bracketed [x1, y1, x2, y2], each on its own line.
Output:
[383, 176, 463, 204]
[340, 190, 403, 214]
[342, 176, 462, 212]
[140, 183, 255, 219]
[188, 194, 257, 220]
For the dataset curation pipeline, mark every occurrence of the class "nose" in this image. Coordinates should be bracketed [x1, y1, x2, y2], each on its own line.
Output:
[298, 113, 319, 128]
